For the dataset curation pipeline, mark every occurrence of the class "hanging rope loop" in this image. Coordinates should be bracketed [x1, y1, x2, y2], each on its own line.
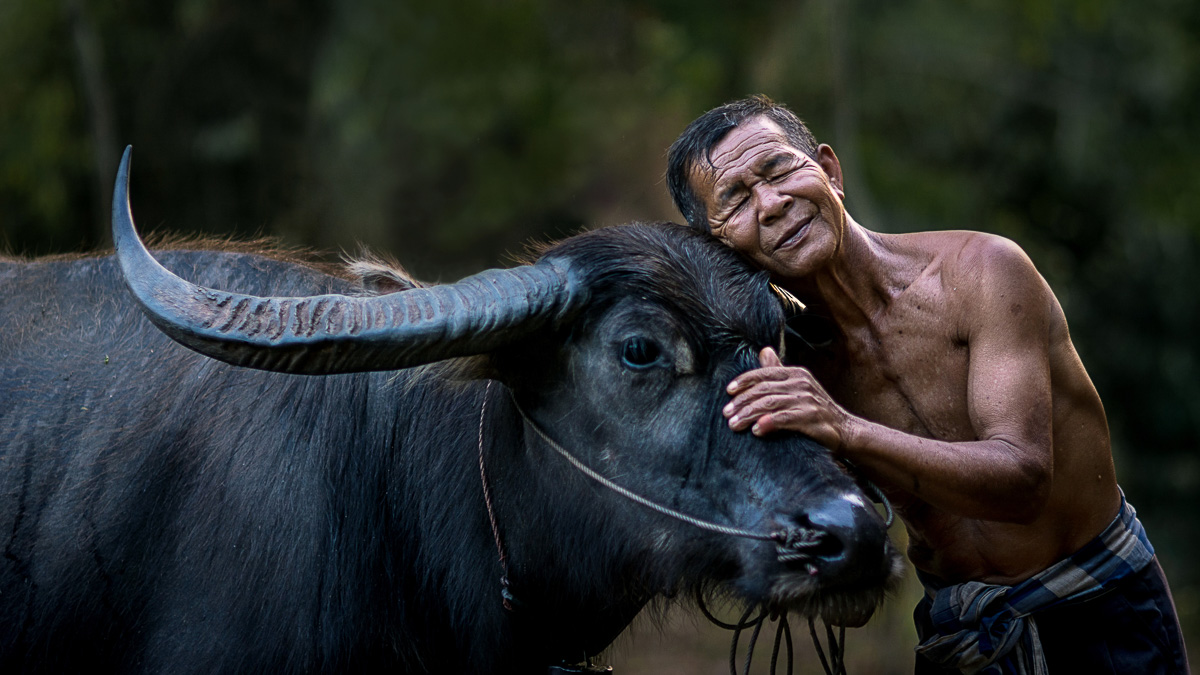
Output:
[477, 381, 515, 611]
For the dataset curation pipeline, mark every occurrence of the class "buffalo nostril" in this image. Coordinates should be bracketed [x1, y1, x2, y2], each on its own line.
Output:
[776, 527, 843, 562]
[809, 497, 864, 554]
[777, 493, 886, 584]
[805, 532, 844, 560]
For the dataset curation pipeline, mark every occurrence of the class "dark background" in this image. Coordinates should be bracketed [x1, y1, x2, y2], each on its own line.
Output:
[2, 1, 1195, 671]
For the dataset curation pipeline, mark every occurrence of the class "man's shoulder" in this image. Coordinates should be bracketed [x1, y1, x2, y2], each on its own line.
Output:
[929, 232, 1060, 337]
[890, 230, 1040, 289]
[959, 234, 1048, 305]
[883, 229, 1054, 330]
[957, 231, 1032, 269]
[888, 229, 1027, 265]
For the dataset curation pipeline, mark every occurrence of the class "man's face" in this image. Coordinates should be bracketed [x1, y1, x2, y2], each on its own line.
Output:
[689, 117, 846, 279]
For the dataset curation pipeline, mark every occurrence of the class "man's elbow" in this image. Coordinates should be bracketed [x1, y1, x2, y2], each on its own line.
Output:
[1003, 458, 1052, 524]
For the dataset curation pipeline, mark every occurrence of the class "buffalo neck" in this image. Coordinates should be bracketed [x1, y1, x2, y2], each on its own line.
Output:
[369, 371, 649, 671]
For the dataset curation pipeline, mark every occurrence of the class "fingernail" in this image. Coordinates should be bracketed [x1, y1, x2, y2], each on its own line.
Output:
[752, 424, 761, 435]
[722, 404, 733, 416]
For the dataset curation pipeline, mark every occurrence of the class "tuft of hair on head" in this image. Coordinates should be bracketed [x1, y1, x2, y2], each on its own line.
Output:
[666, 94, 821, 232]
[769, 283, 806, 314]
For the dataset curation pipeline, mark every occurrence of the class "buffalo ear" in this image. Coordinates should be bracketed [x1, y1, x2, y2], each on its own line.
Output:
[363, 274, 417, 295]
[345, 257, 425, 295]
[430, 354, 501, 383]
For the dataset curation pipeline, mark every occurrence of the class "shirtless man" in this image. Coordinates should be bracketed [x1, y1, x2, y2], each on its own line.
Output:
[667, 96, 1189, 674]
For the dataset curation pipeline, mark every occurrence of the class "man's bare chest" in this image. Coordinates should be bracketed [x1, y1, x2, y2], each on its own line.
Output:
[803, 311, 974, 441]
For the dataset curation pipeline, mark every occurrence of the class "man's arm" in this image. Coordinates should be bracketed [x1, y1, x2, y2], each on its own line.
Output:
[724, 237, 1056, 524]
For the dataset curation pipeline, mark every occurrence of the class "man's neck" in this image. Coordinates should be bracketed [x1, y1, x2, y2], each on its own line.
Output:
[778, 215, 904, 328]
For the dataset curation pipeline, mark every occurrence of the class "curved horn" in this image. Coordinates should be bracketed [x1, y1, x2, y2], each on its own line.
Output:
[111, 147, 587, 374]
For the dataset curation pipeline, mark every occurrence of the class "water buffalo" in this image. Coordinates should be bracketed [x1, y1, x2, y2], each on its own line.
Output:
[0, 149, 901, 674]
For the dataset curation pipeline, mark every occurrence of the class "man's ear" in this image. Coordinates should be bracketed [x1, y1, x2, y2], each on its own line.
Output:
[816, 144, 845, 200]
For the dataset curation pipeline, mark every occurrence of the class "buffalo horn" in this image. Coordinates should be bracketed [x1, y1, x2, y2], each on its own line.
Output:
[111, 147, 587, 374]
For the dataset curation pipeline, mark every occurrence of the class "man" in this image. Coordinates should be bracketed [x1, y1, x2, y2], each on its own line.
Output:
[667, 96, 1189, 674]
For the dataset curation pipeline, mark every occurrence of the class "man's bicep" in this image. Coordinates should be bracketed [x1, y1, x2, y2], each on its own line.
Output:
[962, 239, 1055, 454]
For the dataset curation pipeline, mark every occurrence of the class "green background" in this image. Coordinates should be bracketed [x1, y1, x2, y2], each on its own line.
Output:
[2, 1, 1196, 670]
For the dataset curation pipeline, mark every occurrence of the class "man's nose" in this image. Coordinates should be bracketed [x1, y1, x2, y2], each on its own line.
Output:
[756, 186, 792, 225]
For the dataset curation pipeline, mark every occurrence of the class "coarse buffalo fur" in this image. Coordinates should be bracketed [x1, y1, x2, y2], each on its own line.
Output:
[0, 222, 900, 673]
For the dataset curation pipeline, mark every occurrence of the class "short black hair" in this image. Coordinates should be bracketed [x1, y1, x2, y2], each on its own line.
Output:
[666, 95, 820, 231]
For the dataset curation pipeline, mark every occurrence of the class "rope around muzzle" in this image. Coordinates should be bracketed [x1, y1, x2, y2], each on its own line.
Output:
[511, 391, 892, 557]
[516, 402, 779, 544]
[479, 386, 889, 675]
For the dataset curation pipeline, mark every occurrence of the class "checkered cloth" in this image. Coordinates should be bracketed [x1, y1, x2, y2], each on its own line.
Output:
[914, 492, 1155, 675]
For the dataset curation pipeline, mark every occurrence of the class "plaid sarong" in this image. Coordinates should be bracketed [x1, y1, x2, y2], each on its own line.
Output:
[914, 492, 1155, 675]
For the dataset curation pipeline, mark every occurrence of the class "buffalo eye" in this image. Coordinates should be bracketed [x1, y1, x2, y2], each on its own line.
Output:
[620, 336, 663, 370]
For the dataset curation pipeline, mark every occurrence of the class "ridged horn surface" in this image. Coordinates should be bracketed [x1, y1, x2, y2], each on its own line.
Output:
[111, 146, 586, 374]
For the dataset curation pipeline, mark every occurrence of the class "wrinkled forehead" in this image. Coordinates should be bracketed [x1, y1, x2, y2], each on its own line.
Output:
[689, 117, 798, 202]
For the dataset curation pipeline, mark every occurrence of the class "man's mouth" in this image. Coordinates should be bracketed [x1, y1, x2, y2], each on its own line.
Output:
[774, 213, 815, 252]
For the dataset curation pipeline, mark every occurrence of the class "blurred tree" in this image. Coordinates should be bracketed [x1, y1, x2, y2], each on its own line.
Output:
[0, 0, 92, 253]
[1, 0, 331, 253]
[304, 0, 783, 277]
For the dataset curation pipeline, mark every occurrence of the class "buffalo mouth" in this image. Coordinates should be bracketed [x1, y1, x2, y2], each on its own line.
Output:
[693, 539, 904, 631]
[761, 534, 906, 627]
[766, 570, 902, 628]
[722, 520, 906, 627]
[768, 527, 907, 626]
[697, 551, 902, 635]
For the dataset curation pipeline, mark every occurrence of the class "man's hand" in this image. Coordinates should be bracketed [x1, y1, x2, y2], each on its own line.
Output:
[723, 347, 852, 450]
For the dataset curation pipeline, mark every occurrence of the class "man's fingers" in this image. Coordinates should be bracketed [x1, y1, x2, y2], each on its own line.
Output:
[727, 360, 810, 394]
[725, 368, 821, 413]
[727, 368, 787, 393]
[727, 393, 805, 429]
[724, 379, 804, 416]
[752, 409, 813, 436]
